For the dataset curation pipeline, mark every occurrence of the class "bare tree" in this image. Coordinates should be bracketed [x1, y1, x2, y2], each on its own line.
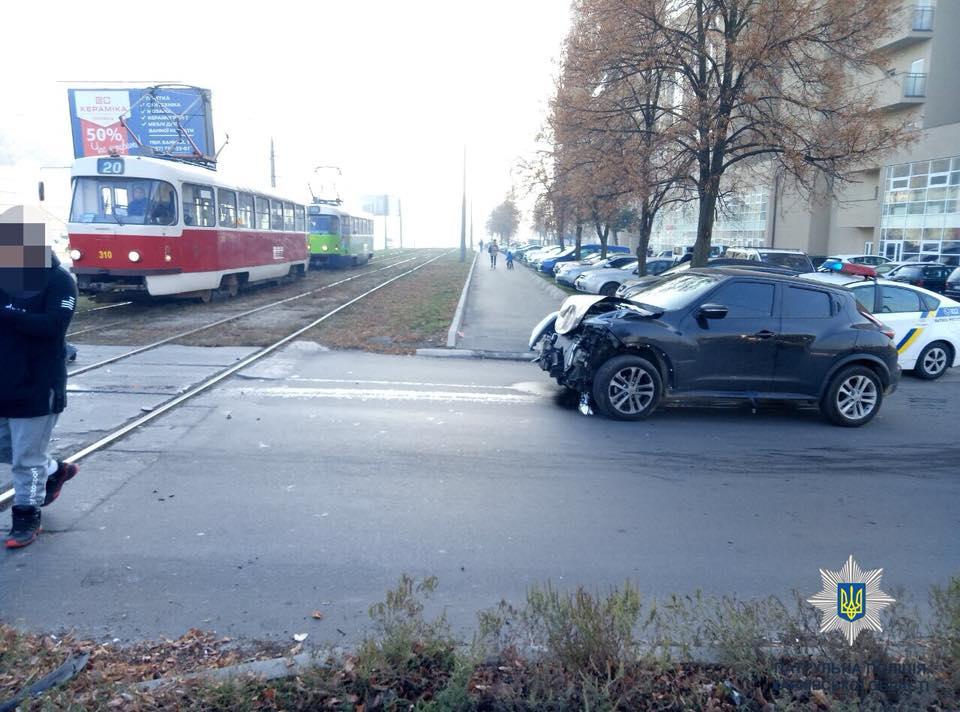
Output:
[612, 0, 909, 266]
[486, 197, 521, 242]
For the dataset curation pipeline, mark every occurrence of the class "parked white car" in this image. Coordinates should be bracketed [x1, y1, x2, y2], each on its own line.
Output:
[574, 262, 640, 295]
[803, 270, 960, 379]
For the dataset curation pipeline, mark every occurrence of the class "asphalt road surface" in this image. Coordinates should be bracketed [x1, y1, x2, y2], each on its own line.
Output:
[2, 346, 958, 646]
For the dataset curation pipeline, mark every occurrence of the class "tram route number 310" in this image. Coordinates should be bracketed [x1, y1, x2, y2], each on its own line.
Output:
[97, 158, 125, 175]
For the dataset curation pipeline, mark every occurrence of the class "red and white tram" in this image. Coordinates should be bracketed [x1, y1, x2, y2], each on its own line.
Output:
[67, 156, 309, 299]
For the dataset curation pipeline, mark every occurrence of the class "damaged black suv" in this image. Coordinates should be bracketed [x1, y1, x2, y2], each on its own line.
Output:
[529, 269, 900, 427]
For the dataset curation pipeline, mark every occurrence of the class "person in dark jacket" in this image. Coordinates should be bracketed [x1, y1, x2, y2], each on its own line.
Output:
[1, 238, 80, 548]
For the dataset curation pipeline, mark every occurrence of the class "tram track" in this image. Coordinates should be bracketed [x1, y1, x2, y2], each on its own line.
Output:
[0, 250, 449, 510]
[65, 249, 416, 338]
[65, 252, 421, 377]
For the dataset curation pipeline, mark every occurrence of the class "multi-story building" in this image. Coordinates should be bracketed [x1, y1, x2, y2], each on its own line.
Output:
[772, 0, 960, 264]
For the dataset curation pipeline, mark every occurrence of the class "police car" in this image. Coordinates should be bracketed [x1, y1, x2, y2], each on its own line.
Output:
[803, 260, 960, 379]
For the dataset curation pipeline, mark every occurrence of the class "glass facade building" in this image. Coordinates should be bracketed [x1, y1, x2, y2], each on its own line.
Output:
[880, 155, 960, 266]
[650, 187, 769, 252]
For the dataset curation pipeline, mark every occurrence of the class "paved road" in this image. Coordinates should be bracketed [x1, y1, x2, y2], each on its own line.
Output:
[1, 347, 958, 646]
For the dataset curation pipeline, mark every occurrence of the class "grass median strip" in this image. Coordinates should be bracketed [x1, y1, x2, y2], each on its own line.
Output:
[300, 251, 472, 354]
[3, 574, 958, 710]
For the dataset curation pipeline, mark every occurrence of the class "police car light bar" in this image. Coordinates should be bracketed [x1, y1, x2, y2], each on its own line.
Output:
[823, 260, 877, 278]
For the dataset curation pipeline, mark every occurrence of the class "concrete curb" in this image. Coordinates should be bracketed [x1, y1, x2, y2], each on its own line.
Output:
[447, 252, 479, 347]
[521, 264, 569, 302]
[416, 348, 534, 361]
[136, 649, 338, 691]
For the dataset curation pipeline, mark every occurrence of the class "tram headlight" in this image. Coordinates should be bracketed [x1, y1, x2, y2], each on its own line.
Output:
[128, 250, 142, 263]
[69, 249, 82, 261]
[321, 245, 328, 252]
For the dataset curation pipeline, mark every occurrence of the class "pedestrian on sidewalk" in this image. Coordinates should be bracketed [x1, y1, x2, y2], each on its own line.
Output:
[488, 239, 499, 269]
[479, 239, 484, 253]
[505, 247, 514, 270]
[1, 210, 80, 549]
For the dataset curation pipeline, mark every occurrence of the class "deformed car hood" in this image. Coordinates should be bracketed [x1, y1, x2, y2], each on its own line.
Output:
[555, 295, 611, 334]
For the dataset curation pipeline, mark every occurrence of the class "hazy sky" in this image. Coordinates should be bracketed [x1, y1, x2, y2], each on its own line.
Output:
[1, 1, 571, 246]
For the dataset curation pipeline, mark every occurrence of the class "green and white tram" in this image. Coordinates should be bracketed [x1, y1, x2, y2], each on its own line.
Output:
[307, 203, 375, 268]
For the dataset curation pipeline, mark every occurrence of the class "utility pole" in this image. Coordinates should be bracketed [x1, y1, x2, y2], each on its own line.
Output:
[469, 200, 474, 251]
[384, 194, 389, 251]
[398, 198, 403, 249]
[459, 146, 467, 262]
[269, 138, 276, 188]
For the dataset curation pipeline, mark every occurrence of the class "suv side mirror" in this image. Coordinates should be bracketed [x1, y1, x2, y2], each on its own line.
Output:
[698, 304, 728, 319]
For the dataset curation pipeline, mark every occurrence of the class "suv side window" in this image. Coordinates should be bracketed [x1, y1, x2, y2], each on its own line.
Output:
[707, 281, 775, 318]
[782, 286, 832, 318]
[880, 286, 922, 313]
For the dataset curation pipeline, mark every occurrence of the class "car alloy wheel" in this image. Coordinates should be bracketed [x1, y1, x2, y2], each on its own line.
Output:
[822, 365, 884, 427]
[592, 354, 663, 421]
[608, 366, 656, 415]
[836, 374, 878, 421]
[915, 341, 950, 380]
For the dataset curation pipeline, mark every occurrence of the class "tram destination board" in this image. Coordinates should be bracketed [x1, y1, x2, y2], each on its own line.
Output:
[67, 86, 215, 161]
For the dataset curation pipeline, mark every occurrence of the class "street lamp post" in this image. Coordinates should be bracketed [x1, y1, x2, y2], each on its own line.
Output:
[459, 147, 467, 263]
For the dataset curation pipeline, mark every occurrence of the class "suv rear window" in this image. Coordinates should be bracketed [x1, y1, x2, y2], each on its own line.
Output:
[783, 286, 832, 318]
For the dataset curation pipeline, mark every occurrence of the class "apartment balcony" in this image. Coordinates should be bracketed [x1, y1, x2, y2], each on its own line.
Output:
[876, 3, 935, 50]
[876, 72, 927, 111]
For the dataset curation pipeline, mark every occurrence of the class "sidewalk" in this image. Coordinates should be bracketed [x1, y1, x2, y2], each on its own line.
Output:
[456, 253, 567, 354]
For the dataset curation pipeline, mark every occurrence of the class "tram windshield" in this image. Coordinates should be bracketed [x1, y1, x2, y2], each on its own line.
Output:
[308, 214, 340, 234]
[70, 177, 178, 226]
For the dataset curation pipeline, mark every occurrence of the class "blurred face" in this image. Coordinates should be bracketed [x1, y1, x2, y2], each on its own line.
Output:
[0, 244, 50, 269]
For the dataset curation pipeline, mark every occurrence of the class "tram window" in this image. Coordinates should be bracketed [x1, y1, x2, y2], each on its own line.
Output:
[271, 201, 284, 230]
[70, 177, 176, 225]
[283, 202, 295, 231]
[342, 215, 351, 236]
[255, 196, 271, 230]
[218, 189, 238, 228]
[295, 205, 305, 232]
[329, 215, 340, 235]
[183, 184, 216, 227]
[238, 193, 255, 228]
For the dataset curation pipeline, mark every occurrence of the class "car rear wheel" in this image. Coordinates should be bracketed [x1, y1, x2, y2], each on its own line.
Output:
[821, 366, 883, 427]
[592, 354, 662, 421]
[914, 341, 951, 380]
[599, 282, 619, 296]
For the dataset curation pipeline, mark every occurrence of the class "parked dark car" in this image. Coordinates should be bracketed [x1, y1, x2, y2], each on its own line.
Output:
[946, 267, 960, 301]
[529, 269, 900, 427]
[887, 263, 952, 294]
[615, 258, 800, 299]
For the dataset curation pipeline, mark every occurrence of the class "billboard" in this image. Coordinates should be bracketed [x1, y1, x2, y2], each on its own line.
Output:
[67, 86, 215, 161]
[362, 194, 392, 216]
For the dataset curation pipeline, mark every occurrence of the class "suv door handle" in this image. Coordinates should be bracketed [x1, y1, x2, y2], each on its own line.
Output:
[753, 330, 776, 339]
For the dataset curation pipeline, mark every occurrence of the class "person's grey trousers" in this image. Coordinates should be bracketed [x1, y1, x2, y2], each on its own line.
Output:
[0, 415, 59, 507]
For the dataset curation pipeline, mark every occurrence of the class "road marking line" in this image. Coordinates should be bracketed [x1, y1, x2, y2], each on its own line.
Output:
[224, 386, 540, 404]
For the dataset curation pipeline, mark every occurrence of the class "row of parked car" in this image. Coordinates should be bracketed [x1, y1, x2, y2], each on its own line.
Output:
[525, 244, 960, 427]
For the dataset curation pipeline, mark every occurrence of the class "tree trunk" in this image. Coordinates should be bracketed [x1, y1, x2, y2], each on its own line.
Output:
[574, 219, 583, 260]
[557, 212, 566, 249]
[592, 209, 609, 259]
[636, 200, 654, 276]
[693, 182, 719, 267]
[612, 228, 619, 247]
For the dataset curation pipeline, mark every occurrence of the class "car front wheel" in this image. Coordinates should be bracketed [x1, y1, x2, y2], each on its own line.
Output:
[592, 354, 663, 421]
[914, 341, 952, 380]
[821, 366, 883, 427]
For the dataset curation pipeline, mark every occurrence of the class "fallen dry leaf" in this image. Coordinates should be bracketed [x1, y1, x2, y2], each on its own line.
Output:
[311, 610, 325, 620]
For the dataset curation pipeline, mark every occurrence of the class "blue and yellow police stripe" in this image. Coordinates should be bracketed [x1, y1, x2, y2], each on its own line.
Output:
[896, 328, 923, 354]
